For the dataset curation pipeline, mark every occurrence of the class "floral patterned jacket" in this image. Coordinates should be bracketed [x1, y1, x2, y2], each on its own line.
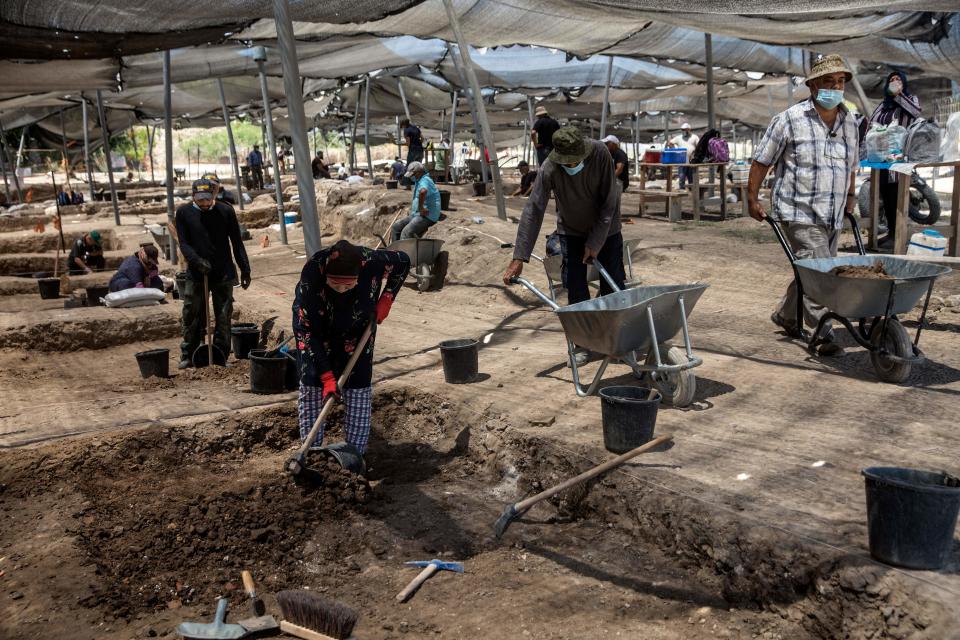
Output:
[293, 246, 410, 386]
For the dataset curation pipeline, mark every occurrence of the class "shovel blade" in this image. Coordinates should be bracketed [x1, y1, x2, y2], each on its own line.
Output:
[239, 614, 279, 635]
[493, 503, 520, 539]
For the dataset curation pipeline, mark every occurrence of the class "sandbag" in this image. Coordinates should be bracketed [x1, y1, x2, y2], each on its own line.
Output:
[102, 287, 166, 308]
[904, 118, 941, 164]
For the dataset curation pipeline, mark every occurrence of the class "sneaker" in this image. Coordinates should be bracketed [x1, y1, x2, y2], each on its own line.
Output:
[178, 358, 193, 370]
[878, 235, 895, 250]
[816, 340, 845, 357]
[770, 312, 803, 339]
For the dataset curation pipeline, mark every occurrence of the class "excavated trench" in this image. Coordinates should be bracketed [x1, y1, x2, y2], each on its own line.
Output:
[0, 386, 945, 639]
[0, 228, 118, 254]
[0, 253, 125, 276]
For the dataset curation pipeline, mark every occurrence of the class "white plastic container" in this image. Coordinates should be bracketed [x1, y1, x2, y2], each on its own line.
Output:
[906, 229, 947, 257]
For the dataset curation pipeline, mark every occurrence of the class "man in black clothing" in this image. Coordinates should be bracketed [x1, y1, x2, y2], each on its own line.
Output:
[67, 230, 105, 274]
[531, 106, 561, 166]
[312, 151, 331, 179]
[602, 135, 630, 193]
[511, 161, 537, 197]
[401, 119, 424, 165]
[247, 145, 264, 190]
[174, 179, 251, 369]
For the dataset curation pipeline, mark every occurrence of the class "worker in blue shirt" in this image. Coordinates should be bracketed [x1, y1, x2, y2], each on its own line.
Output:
[390, 162, 441, 241]
[246, 144, 264, 190]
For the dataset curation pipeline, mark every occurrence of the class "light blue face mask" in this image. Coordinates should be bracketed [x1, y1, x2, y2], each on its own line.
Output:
[815, 89, 844, 110]
[562, 161, 585, 176]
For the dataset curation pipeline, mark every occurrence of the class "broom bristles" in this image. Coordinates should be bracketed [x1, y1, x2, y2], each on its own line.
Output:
[277, 590, 359, 640]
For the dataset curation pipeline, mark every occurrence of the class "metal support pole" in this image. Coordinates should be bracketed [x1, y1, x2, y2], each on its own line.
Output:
[705, 33, 716, 131]
[527, 97, 536, 167]
[363, 75, 374, 177]
[58, 109, 71, 189]
[81, 99, 95, 201]
[634, 104, 641, 176]
[599, 55, 614, 138]
[786, 48, 794, 107]
[448, 91, 458, 182]
[257, 58, 288, 246]
[128, 113, 141, 182]
[443, 0, 506, 220]
[844, 57, 873, 115]
[273, 0, 320, 254]
[663, 114, 668, 144]
[95, 90, 121, 226]
[0, 123, 10, 203]
[163, 50, 177, 263]
[350, 102, 360, 170]
[397, 79, 412, 122]
[147, 124, 156, 183]
[216, 78, 244, 210]
[449, 44, 489, 183]
[395, 115, 403, 158]
[11, 127, 24, 203]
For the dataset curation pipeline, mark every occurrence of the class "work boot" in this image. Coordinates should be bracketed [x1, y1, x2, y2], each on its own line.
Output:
[178, 358, 193, 370]
[816, 339, 845, 357]
[770, 312, 803, 339]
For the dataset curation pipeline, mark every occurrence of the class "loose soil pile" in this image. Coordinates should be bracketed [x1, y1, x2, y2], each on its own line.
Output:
[830, 261, 892, 279]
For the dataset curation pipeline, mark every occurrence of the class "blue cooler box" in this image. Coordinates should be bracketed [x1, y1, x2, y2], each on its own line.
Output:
[662, 149, 687, 164]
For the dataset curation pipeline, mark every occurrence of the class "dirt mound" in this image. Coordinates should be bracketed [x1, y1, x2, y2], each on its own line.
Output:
[0, 305, 181, 351]
[0, 253, 125, 276]
[0, 228, 117, 254]
[0, 212, 51, 232]
[830, 261, 892, 279]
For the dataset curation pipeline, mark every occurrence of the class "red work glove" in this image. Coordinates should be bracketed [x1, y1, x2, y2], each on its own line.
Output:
[376, 292, 395, 324]
[320, 371, 339, 403]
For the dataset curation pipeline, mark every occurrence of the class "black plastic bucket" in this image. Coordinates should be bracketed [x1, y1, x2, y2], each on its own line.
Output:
[439, 189, 451, 210]
[85, 285, 109, 306]
[472, 182, 487, 197]
[249, 348, 289, 394]
[862, 467, 960, 570]
[38, 278, 61, 299]
[439, 339, 479, 384]
[116, 190, 127, 201]
[599, 386, 662, 454]
[230, 323, 261, 360]
[135, 348, 170, 379]
[386, 180, 398, 190]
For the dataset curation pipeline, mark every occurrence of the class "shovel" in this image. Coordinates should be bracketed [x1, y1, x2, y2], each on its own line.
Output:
[177, 597, 246, 640]
[286, 320, 374, 482]
[192, 273, 226, 368]
[493, 434, 673, 539]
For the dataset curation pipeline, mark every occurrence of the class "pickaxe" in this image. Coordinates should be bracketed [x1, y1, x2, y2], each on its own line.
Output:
[395, 559, 464, 603]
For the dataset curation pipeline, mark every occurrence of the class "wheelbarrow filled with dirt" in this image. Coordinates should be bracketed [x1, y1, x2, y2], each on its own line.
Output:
[767, 213, 951, 383]
[511, 263, 707, 407]
[388, 238, 448, 292]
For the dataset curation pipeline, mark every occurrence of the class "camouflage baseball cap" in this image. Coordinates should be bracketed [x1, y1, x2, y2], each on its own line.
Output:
[547, 126, 589, 165]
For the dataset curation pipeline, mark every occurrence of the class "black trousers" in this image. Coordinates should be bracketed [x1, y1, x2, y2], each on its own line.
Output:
[559, 232, 626, 305]
[878, 169, 899, 238]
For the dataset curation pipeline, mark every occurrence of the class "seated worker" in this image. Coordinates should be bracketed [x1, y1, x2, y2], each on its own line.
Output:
[390, 157, 405, 181]
[312, 151, 331, 179]
[512, 160, 537, 197]
[336, 164, 349, 179]
[57, 189, 70, 206]
[390, 161, 441, 241]
[67, 231, 105, 274]
[292, 240, 410, 454]
[109, 245, 163, 292]
[201, 172, 237, 205]
[70, 190, 84, 204]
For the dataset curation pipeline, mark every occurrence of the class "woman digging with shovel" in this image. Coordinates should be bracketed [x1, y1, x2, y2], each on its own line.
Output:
[292, 240, 410, 463]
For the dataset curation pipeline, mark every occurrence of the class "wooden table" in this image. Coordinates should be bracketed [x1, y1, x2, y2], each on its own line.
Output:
[638, 162, 728, 221]
[863, 160, 960, 256]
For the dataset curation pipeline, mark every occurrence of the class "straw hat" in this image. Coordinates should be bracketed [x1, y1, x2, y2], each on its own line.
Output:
[534, 105, 548, 117]
[806, 54, 853, 83]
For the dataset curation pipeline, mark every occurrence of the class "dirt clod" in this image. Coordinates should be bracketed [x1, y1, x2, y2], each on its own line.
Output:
[830, 261, 891, 279]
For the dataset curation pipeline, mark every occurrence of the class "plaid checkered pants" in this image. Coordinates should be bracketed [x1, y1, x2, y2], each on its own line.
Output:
[298, 384, 373, 454]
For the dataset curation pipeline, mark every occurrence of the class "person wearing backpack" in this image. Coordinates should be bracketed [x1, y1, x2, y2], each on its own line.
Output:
[869, 71, 921, 249]
[747, 55, 859, 357]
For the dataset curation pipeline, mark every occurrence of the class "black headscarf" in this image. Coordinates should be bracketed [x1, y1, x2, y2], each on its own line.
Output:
[882, 71, 910, 106]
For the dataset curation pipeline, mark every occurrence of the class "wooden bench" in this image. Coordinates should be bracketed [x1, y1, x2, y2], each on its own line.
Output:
[636, 190, 685, 221]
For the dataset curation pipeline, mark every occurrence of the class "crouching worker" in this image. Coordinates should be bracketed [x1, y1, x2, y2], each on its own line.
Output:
[293, 240, 410, 454]
[109, 244, 163, 292]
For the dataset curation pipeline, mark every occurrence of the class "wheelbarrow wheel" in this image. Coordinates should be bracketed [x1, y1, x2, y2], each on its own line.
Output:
[645, 345, 696, 408]
[416, 264, 433, 292]
[869, 318, 912, 383]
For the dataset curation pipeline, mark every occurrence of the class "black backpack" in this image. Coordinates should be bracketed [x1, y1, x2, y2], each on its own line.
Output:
[691, 129, 719, 164]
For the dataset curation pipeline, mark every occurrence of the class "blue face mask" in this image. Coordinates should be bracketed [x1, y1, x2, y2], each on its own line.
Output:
[562, 161, 585, 176]
[815, 89, 844, 110]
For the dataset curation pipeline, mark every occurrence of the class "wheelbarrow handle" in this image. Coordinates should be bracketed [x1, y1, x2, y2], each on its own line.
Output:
[764, 216, 797, 264]
[589, 260, 622, 293]
[510, 275, 561, 310]
[845, 211, 867, 257]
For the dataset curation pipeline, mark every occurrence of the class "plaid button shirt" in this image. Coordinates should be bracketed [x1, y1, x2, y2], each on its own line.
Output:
[755, 99, 859, 229]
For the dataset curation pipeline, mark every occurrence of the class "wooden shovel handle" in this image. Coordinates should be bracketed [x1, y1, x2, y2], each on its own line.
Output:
[295, 322, 375, 460]
[395, 563, 439, 602]
[513, 435, 673, 513]
[241, 570, 256, 597]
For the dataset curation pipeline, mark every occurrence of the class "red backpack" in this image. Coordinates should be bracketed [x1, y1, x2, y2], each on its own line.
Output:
[708, 137, 730, 163]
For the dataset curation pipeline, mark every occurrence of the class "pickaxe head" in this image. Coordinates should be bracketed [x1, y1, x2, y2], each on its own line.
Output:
[406, 559, 464, 573]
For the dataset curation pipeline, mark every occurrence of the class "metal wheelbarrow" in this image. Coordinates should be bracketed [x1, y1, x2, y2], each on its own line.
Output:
[511, 262, 707, 407]
[767, 213, 951, 383]
[388, 238, 448, 292]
